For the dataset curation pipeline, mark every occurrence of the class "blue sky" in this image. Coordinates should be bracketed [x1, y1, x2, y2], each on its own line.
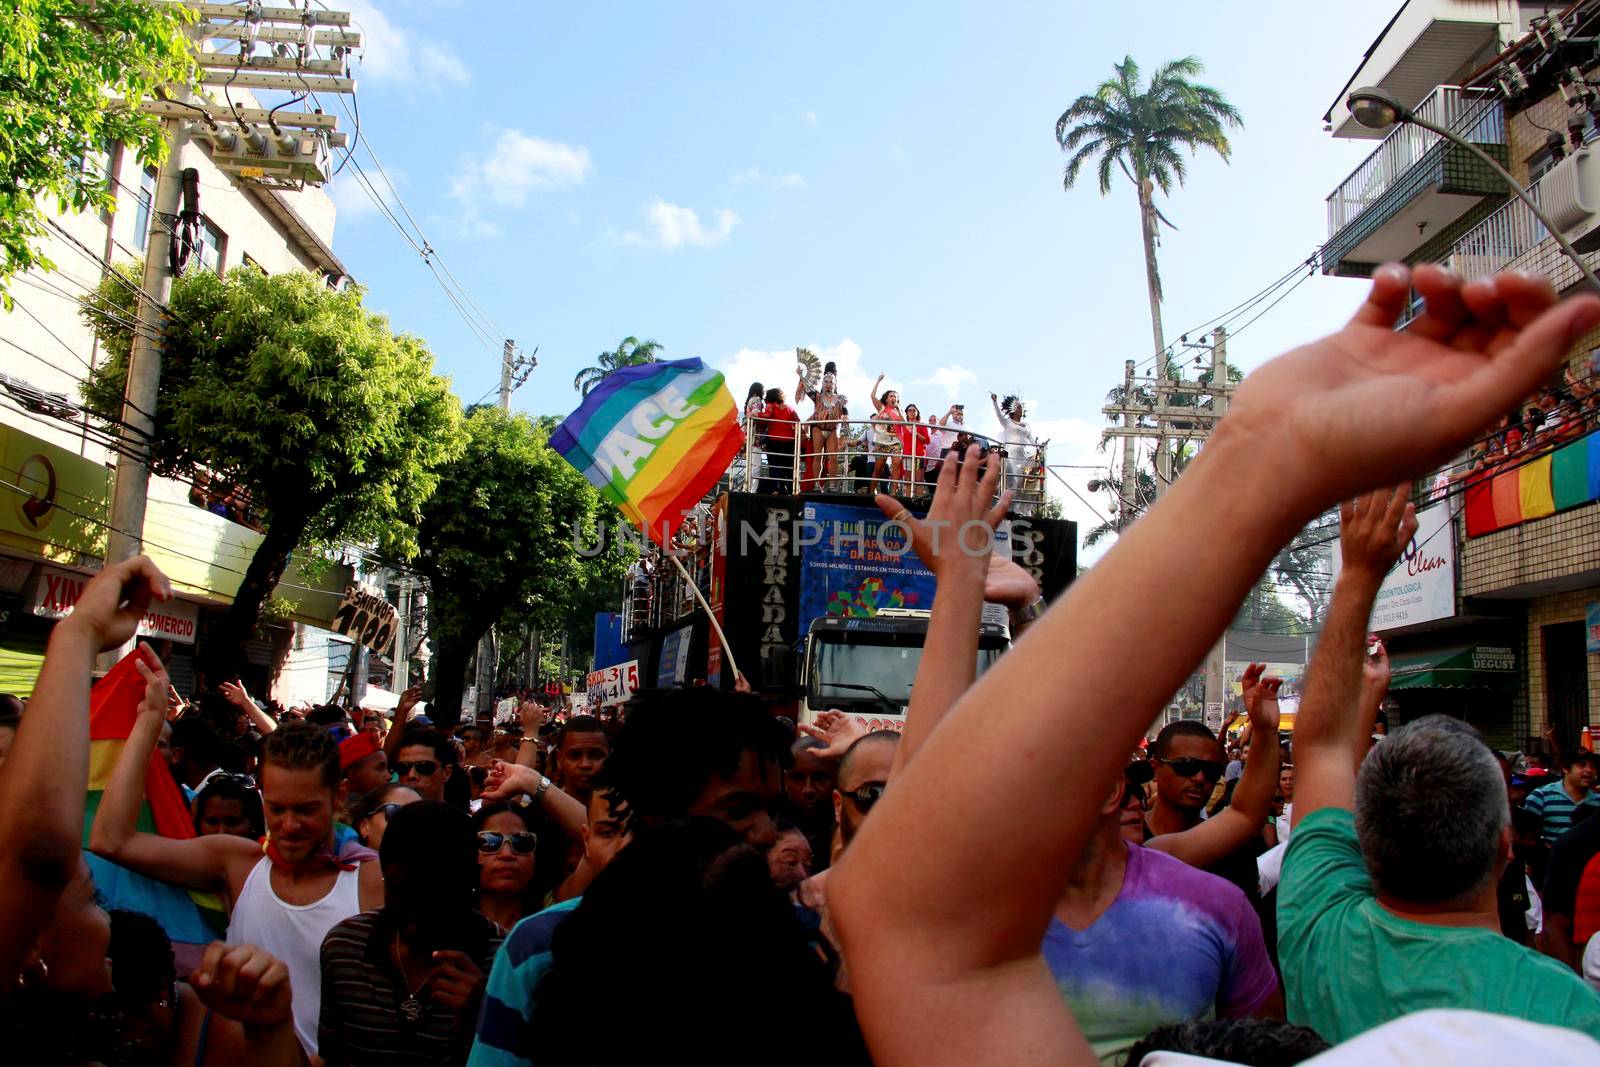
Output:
[325, 0, 1404, 544]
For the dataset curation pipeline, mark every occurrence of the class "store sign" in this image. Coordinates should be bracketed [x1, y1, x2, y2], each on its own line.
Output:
[330, 584, 397, 658]
[1471, 645, 1516, 671]
[586, 660, 640, 706]
[31, 565, 199, 644]
[1587, 602, 1600, 653]
[1331, 502, 1456, 631]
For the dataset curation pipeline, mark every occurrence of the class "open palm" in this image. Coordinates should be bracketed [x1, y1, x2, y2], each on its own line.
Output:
[1231, 265, 1600, 507]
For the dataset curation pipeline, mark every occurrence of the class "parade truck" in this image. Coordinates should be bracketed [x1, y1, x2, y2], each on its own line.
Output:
[622, 490, 1077, 729]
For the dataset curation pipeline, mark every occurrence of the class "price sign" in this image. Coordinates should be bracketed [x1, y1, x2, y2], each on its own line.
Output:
[586, 660, 641, 707]
[331, 584, 398, 658]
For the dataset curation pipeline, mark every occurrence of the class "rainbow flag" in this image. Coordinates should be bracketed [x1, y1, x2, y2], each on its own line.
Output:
[551, 358, 745, 542]
[84, 647, 226, 955]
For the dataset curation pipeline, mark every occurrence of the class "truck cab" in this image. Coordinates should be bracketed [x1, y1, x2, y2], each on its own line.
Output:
[799, 608, 1012, 731]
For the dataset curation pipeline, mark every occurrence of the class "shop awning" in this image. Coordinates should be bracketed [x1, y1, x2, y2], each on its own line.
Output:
[1388, 643, 1518, 690]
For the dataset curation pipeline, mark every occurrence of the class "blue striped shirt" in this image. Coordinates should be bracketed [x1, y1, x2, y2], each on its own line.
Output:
[467, 898, 581, 1067]
[1525, 781, 1600, 845]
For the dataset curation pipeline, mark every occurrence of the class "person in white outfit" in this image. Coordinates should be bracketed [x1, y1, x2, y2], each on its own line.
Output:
[990, 392, 1042, 507]
[91, 690, 384, 1058]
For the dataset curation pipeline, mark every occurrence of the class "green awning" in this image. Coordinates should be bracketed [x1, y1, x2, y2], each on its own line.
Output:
[1388, 643, 1518, 691]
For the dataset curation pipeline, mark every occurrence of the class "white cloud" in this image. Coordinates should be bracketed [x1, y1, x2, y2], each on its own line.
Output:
[914, 364, 977, 398]
[464, 129, 592, 207]
[344, 0, 469, 88]
[731, 168, 808, 191]
[619, 198, 738, 249]
[802, 110, 819, 125]
[714, 340, 874, 416]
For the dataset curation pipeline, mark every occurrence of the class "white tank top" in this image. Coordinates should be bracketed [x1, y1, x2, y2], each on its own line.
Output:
[225, 857, 363, 1056]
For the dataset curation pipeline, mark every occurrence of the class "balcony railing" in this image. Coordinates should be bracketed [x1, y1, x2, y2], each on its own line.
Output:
[1325, 85, 1504, 238]
[1445, 176, 1549, 282]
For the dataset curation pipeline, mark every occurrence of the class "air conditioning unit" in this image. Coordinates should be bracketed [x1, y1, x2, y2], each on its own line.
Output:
[1539, 146, 1600, 252]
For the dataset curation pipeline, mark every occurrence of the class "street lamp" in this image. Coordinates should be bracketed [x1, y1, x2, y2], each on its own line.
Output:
[1346, 85, 1600, 291]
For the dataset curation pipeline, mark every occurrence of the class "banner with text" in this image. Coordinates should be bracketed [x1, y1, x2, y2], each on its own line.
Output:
[586, 660, 640, 706]
[32, 565, 199, 644]
[1331, 502, 1456, 631]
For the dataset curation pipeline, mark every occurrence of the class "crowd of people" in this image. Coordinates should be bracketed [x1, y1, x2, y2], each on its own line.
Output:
[3, 263, 1600, 1065]
[1443, 364, 1599, 492]
[741, 360, 1049, 505]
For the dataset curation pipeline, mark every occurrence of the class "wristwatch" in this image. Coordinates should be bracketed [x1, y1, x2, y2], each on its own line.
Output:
[532, 775, 551, 803]
[1009, 595, 1046, 633]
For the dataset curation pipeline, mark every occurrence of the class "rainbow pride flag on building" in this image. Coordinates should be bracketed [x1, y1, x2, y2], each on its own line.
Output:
[84, 647, 226, 955]
[551, 358, 745, 542]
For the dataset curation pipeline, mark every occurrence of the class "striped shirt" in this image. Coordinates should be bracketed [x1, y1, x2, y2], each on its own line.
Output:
[1524, 781, 1600, 845]
[467, 898, 581, 1067]
[318, 910, 502, 1067]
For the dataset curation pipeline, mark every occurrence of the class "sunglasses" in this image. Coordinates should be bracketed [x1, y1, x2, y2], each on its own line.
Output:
[477, 830, 537, 855]
[841, 782, 887, 813]
[364, 802, 404, 822]
[393, 759, 439, 777]
[210, 772, 256, 789]
[1156, 757, 1225, 781]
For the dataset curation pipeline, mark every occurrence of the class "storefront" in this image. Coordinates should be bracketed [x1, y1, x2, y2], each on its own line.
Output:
[1386, 640, 1521, 749]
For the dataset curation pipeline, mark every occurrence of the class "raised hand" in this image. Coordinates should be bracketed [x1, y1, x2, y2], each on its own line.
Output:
[875, 444, 1011, 586]
[62, 556, 172, 651]
[518, 700, 547, 736]
[1339, 485, 1419, 580]
[396, 684, 423, 723]
[192, 942, 293, 1029]
[1239, 662, 1283, 734]
[133, 648, 170, 724]
[1362, 635, 1391, 695]
[800, 709, 870, 759]
[481, 759, 540, 802]
[1230, 265, 1600, 512]
[219, 678, 255, 711]
[984, 553, 1042, 610]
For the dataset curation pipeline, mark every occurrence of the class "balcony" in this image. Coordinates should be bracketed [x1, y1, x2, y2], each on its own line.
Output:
[1323, 0, 1508, 138]
[1322, 86, 1507, 278]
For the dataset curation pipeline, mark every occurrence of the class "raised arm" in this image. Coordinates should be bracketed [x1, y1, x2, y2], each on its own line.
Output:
[481, 760, 587, 844]
[879, 449, 1008, 771]
[514, 701, 547, 770]
[828, 265, 1600, 1066]
[871, 373, 886, 412]
[89, 651, 256, 893]
[1292, 486, 1415, 829]
[384, 683, 424, 764]
[990, 392, 1011, 429]
[0, 557, 172, 989]
[1148, 663, 1281, 868]
[221, 678, 276, 735]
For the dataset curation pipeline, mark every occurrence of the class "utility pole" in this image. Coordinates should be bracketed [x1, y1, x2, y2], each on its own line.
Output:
[498, 339, 515, 409]
[105, 118, 186, 564]
[1202, 327, 1230, 728]
[108, 2, 360, 564]
[1101, 333, 1235, 729]
[475, 338, 536, 721]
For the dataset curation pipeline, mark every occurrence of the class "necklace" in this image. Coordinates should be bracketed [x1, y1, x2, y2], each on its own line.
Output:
[392, 931, 434, 1024]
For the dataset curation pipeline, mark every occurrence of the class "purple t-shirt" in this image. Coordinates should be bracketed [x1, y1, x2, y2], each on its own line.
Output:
[1042, 841, 1278, 1062]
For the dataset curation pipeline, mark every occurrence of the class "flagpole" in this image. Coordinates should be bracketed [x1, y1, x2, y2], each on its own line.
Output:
[666, 552, 743, 685]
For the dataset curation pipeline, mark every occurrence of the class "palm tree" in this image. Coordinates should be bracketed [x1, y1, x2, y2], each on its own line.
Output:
[572, 336, 664, 396]
[1056, 56, 1241, 361]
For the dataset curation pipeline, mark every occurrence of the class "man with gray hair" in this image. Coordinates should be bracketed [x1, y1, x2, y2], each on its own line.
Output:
[1278, 487, 1600, 1044]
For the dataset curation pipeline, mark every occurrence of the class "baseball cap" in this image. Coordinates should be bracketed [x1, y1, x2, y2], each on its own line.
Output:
[338, 732, 381, 772]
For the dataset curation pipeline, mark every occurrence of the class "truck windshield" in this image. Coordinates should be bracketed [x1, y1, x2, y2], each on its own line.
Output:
[808, 634, 1005, 707]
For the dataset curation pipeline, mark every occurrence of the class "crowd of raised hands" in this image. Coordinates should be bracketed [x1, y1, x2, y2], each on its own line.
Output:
[3, 264, 1600, 1065]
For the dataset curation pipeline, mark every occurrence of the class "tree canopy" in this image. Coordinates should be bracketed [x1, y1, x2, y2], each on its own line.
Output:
[411, 405, 634, 723]
[573, 336, 663, 396]
[0, 0, 197, 296]
[81, 265, 464, 677]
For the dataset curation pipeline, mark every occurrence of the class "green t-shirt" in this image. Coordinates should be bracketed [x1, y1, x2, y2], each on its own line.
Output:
[1278, 807, 1600, 1045]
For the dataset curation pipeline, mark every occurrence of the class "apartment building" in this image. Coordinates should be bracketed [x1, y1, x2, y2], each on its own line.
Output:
[0, 104, 354, 700]
[1318, 0, 1599, 752]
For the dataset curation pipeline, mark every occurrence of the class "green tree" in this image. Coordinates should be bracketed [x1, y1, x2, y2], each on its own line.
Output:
[0, 0, 197, 297]
[412, 406, 633, 725]
[80, 265, 464, 679]
[572, 336, 663, 396]
[1056, 56, 1241, 360]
